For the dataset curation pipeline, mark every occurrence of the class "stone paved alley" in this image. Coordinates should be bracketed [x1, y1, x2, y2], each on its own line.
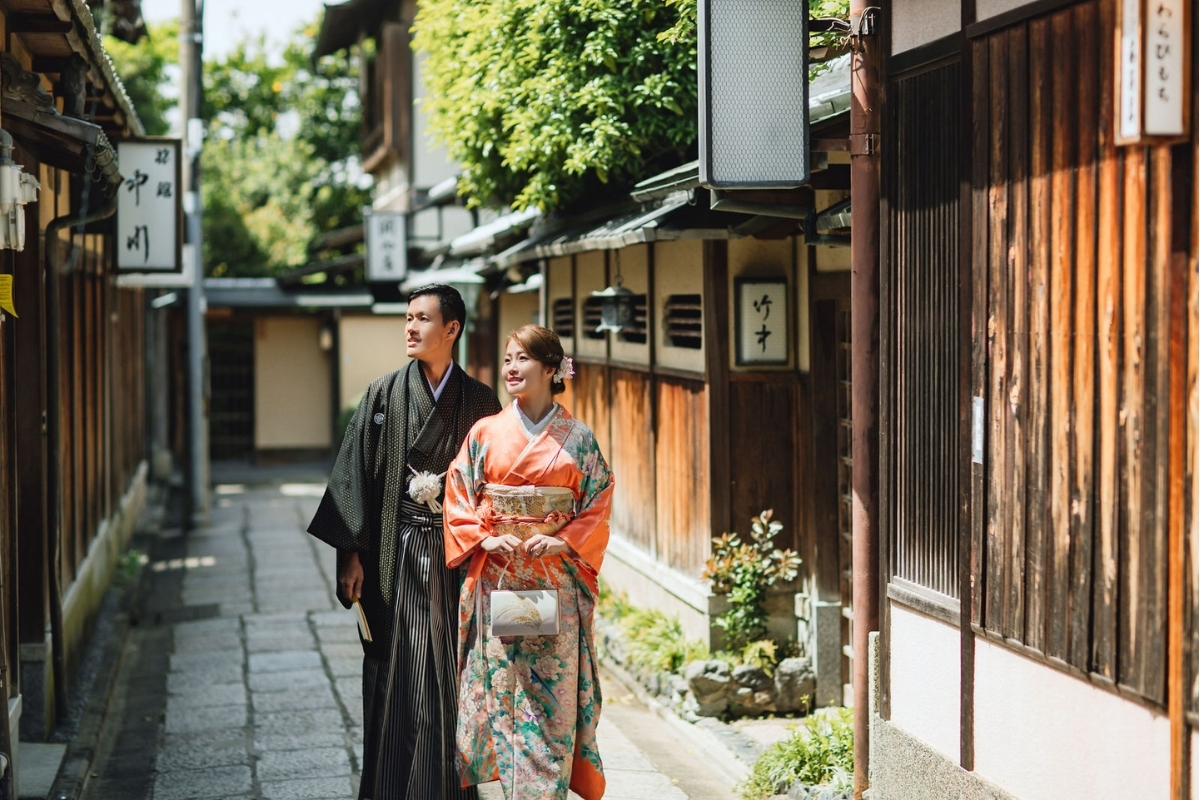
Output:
[76, 479, 741, 800]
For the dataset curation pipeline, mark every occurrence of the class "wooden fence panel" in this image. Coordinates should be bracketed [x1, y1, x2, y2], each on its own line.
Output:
[608, 368, 655, 554]
[728, 380, 798, 549]
[968, 0, 1186, 707]
[1025, 14, 1052, 654]
[569, 362, 610, 461]
[655, 377, 710, 577]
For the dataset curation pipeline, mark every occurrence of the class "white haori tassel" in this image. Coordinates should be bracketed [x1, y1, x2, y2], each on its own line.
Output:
[407, 466, 447, 514]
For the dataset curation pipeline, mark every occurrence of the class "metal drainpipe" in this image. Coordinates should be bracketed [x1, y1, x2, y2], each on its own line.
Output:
[849, 3, 882, 799]
[43, 193, 119, 723]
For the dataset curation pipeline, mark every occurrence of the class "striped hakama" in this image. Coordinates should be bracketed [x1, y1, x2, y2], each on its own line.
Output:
[359, 499, 478, 800]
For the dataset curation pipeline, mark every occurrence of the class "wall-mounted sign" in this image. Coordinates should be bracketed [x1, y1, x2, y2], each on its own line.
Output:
[365, 208, 407, 282]
[735, 278, 788, 366]
[1116, 0, 1190, 145]
[116, 139, 182, 272]
[698, 0, 809, 189]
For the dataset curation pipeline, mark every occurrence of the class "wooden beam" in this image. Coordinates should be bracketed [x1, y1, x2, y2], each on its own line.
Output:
[7, 15, 73, 34]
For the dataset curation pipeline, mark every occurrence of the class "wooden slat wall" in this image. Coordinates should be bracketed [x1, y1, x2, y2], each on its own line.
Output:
[569, 362, 610, 461]
[886, 58, 961, 600]
[609, 368, 655, 554]
[727, 380, 799, 553]
[655, 377, 710, 576]
[971, 0, 1190, 706]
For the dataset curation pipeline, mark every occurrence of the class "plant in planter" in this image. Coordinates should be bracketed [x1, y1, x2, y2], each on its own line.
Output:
[703, 509, 802, 655]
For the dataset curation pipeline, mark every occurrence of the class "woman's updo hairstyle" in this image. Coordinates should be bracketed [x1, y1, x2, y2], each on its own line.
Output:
[507, 324, 567, 395]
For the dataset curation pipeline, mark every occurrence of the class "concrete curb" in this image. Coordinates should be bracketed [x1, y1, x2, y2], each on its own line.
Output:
[599, 655, 754, 787]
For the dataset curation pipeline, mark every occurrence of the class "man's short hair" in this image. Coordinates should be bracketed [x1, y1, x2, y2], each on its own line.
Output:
[408, 284, 467, 343]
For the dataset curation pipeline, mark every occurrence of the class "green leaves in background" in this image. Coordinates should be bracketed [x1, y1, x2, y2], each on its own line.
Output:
[413, 0, 698, 212]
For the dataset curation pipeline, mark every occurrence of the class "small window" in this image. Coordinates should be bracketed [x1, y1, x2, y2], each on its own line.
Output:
[617, 295, 649, 345]
[581, 297, 605, 340]
[552, 298, 574, 338]
[664, 294, 703, 349]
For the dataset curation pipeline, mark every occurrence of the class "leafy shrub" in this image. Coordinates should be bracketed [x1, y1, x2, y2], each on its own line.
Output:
[739, 708, 854, 800]
[598, 583, 708, 674]
[703, 510, 801, 653]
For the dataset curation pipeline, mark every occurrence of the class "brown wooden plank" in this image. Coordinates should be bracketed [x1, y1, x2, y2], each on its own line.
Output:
[810, 299, 843, 604]
[1067, 1, 1099, 670]
[1024, 15, 1053, 654]
[1091, 0, 1122, 682]
[704, 241, 731, 540]
[609, 368, 656, 555]
[1045, 7, 1076, 661]
[984, 33, 1009, 636]
[1118, 145, 1147, 691]
[655, 378, 710, 575]
[1003, 23, 1030, 643]
[1188, 153, 1199, 720]
[1141, 144, 1172, 705]
[969, 38, 990, 629]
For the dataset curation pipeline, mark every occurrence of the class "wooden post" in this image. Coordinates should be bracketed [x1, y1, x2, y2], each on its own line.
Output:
[849, 2, 881, 797]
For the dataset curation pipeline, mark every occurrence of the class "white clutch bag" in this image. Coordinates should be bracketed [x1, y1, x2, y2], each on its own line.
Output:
[489, 588, 560, 636]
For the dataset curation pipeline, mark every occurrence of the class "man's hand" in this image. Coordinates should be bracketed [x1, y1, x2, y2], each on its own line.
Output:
[336, 550, 364, 609]
[480, 534, 523, 554]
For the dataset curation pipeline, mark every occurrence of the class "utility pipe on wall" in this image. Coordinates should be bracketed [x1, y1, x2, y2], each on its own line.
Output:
[849, 3, 882, 799]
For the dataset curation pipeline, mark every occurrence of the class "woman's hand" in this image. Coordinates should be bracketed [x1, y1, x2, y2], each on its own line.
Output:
[480, 534, 524, 554]
[524, 534, 573, 558]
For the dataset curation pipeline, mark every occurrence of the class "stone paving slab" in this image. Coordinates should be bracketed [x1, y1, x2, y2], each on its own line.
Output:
[248, 668, 329, 693]
[166, 682, 247, 708]
[248, 650, 323, 673]
[153, 765, 254, 800]
[255, 747, 352, 781]
[258, 776, 354, 800]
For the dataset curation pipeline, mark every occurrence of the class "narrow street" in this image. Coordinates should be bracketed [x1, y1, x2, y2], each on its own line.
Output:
[79, 477, 740, 800]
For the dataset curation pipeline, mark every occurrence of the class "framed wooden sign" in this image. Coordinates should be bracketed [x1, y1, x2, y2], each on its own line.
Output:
[116, 139, 183, 272]
[1115, 0, 1191, 145]
[735, 277, 789, 366]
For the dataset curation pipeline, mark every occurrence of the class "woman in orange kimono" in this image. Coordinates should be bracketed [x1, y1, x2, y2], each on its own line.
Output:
[444, 325, 613, 800]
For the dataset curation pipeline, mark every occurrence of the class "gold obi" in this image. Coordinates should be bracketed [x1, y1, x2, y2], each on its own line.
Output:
[482, 484, 575, 541]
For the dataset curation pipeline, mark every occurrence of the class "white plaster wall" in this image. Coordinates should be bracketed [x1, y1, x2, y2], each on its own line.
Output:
[975, 0, 1037, 21]
[574, 251, 608, 360]
[609, 244, 650, 365]
[653, 240, 705, 374]
[547, 257, 575, 356]
[338, 315, 409, 409]
[887, 602, 961, 761]
[891, 0, 960, 54]
[974, 636, 1170, 800]
[254, 317, 332, 449]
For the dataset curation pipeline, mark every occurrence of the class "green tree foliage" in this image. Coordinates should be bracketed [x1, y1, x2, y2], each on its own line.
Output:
[413, 0, 698, 212]
[104, 20, 179, 136]
[202, 23, 370, 277]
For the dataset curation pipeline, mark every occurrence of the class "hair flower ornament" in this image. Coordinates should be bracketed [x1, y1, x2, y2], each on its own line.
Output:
[554, 356, 575, 384]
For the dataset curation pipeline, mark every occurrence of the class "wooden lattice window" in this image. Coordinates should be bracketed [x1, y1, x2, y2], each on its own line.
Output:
[664, 294, 702, 349]
[552, 298, 574, 338]
[581, 297, 605, 340]
[617, 295, 649, 344]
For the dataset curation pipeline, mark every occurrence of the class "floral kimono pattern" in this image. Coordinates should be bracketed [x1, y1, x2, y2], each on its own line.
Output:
[444, 403, 613, 800]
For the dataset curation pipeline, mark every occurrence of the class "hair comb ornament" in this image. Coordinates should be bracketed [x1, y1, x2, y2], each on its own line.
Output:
[554, 356, 575, 384]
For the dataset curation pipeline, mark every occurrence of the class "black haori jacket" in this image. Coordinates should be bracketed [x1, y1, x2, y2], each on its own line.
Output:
[307, 361, 500, 659]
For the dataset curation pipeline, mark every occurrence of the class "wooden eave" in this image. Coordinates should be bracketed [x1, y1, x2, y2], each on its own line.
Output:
[1, 0, 144, 137]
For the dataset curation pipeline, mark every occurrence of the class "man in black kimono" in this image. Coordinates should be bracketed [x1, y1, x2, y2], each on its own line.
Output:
[308, 284, 501, 800]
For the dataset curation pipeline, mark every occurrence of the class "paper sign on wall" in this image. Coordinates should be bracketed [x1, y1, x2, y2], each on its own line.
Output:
[1116, 0, 1190, 144]
[0, 275, 16, 317]
[117, 140, 183, 272]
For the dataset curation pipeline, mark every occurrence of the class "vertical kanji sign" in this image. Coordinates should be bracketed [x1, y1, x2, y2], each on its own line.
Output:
[735, 278, 788, 366]
[1116, 0, 1190, 145]
[117, 140, 183, 272]
[365, 208, 406, 282]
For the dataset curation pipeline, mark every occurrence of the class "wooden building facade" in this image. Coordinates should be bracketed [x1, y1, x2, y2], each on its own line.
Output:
[0, 0, 152, 771]
[871, 0, 1197, 798]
